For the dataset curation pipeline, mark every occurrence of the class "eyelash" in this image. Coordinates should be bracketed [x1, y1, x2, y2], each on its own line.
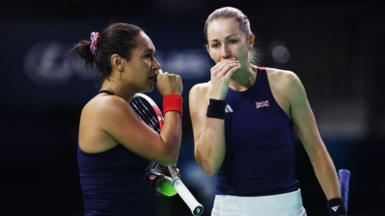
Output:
[211, 39, 239, 48]
[145, 53, 154, 59]
[229, 39, 239, 44]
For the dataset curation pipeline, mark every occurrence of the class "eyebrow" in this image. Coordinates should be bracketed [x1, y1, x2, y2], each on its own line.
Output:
[210, 34, 239, 43]
[142, 48, 155, 55]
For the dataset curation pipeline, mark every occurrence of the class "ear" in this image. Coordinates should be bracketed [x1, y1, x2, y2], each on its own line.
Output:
[247, 33, 255, 48]
[111, 54, 124, 72]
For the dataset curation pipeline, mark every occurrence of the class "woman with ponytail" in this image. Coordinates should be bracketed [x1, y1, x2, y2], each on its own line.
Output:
[189, 7, 345, 216]
[73, 23, 183, 216]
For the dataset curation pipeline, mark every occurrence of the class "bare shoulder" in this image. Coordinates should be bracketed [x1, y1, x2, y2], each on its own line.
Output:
[79, 95, 132, 152]
[189, 82, 210, 101]
[189, 82, 211, 113]
[190, 82, 210, 95]
[266, 67, 303, 90]
[265, 68, 307, 104]
[82, 95, 130, 118]
[265, 67, 300, 84]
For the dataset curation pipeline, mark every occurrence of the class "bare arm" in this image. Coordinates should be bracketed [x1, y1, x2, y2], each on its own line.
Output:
[289, 72, 341, 200]
[189, 84, 226, 175]
[96, 96, 182, 165]
[189, 60, 240, 175]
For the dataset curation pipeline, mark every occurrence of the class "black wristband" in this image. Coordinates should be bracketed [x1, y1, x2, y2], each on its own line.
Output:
[206, 99, 225, 119]
[327, 198, 346, 216]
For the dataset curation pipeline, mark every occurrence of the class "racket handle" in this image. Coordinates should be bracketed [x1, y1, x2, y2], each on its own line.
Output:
[338, 169, 351, 213]
[172, 178, 204, 216]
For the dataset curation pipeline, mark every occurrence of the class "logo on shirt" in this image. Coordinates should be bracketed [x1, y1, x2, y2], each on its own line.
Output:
[331, 206, 339, 212]
[225, 104, 233, 113]
[256, 100, 270, 109]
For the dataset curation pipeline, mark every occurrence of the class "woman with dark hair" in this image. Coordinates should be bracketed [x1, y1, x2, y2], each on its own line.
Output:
[73, 23, 183, 216]
[189, 7, 346, 216]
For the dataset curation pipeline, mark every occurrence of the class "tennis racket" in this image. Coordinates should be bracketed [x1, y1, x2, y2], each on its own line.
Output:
[338, 169, 351, 213]
[130, 93, 204, 216]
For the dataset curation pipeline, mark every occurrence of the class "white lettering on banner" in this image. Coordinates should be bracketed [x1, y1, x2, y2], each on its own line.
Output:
[24, 41, 210, 87]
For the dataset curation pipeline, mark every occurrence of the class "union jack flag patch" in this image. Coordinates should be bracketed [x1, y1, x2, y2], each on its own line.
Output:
[256, 100, 270, 109]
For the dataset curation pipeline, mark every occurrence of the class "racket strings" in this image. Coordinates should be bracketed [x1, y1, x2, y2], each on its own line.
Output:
[130, 96, 162, 174]
[131, 98, 161, 133]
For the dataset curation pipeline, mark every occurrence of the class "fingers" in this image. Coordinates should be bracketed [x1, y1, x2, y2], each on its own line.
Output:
[224, 64, 241, 80]
[160, 73, 181, 82]
[157, 70, 176, 81]
[211, 59, 238, 75]
[156, 70, 183, 95]
[211, 60, 240, 79]
[217, 62, 240, 77]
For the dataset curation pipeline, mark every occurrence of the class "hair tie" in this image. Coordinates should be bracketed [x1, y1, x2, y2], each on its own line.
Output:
[90, 31, 100, 54]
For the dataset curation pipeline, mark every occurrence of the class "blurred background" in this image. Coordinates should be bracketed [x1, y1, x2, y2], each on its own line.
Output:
[1, 0, 384, 215]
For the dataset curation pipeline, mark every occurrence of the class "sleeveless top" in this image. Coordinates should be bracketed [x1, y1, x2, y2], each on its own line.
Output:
[77, 90, 156, 215]
[216, 68, 299, 196]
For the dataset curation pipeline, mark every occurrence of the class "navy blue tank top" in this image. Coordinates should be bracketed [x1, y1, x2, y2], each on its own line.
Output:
[78, 145, 156, 216]
[217, 68, 299, 196]
[78, 91, 156, 216]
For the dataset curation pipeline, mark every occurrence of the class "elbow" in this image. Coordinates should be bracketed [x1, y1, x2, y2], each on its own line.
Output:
[157, 154, 178, 166]
[307, 145, 335, 169]
[160, 159, 177, 166]
[308, 144, 328, 160]
[202, 164, 219, 175]
[194, 152, 219, 175]
[158, 146, 179, 165]
[157, 135, 181, 165]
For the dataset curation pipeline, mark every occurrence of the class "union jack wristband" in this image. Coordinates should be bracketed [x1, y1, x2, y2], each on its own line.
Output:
[327, 198, 346, 216]
[206, 99, 225, 119]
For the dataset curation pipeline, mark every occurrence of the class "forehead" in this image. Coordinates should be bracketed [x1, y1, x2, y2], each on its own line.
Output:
[135, 31, 155, 52]
[207, 18, 244, 41]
